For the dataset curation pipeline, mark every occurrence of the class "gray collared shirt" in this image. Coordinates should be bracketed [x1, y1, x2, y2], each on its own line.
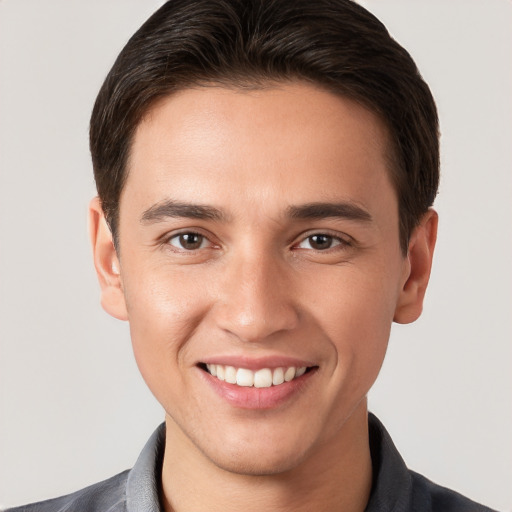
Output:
[6, 414, 498, 512]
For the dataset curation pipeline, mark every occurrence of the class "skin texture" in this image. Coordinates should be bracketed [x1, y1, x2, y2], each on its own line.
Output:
[90, 82, 437, 512]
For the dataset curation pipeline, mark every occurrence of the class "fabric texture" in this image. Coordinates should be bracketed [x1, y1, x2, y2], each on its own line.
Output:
[5, 414, 498, 512]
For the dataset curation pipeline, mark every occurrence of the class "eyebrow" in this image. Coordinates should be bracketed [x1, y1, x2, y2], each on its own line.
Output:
[140, 199, 372, 225]
[286, 202, 372, 222]
[141, 199, 227, 223]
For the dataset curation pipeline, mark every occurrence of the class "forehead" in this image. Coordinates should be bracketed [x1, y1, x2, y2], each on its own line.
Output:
[123, 82, 396, 217]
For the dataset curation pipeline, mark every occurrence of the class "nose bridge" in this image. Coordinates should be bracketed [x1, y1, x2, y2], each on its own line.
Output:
[216, 245, 299, 342]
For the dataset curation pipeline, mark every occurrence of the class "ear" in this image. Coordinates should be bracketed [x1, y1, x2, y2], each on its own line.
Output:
[88, 197, 128, 321]
[394, 209, 438, 324]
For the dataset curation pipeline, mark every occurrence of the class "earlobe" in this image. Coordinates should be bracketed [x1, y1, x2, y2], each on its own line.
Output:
[394, 209, 438, 324]
[88, 197, 128, 321]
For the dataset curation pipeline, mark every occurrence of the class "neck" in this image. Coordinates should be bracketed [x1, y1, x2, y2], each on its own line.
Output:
[160, 400, 373, 512]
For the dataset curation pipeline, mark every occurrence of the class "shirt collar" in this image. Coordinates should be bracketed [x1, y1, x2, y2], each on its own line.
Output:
[365, 413, 413, 512]
[125, 414, 413, 512]
[126, 423, 165, 512]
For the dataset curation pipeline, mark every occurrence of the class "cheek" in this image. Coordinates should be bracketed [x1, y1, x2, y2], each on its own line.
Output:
[308, 266, 398, 378]
[292, 269, 397, 442]
[123, 259, 212, 326]
[310, 261, 399, 328]
[120, 263, 212, 390]
[325, 301, 391, 387]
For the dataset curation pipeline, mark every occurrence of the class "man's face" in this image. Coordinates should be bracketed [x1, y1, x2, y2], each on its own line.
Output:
[102, 83, 416, 474]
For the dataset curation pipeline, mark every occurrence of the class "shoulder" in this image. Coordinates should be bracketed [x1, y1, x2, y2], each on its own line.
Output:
[410, 470, 499, 512]
[366, 413, 498, 512]
[4, 470, 130, 512]
[4, 423, 166, 512]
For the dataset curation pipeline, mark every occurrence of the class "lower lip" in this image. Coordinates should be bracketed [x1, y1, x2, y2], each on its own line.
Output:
[198, 368, 316, 409]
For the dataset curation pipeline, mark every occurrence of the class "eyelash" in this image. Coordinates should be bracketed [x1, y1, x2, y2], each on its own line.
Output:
[163, 230, 352, 253]
[294, 233, 351, 252]
[165, 230, 214, 252]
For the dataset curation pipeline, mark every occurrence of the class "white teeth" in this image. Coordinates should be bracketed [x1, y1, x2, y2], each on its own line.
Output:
[254, 368, 273, 388]
[205, 364, 309, 387]
[272, 367, 284, 385]
[225, 366, 237, 384]
[236, 368, 254, 387]
[296, 367, 307, 377]
[284, 367, 296, 382]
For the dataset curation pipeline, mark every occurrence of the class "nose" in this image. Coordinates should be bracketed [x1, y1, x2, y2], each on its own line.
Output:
[214, 249, 300, 343]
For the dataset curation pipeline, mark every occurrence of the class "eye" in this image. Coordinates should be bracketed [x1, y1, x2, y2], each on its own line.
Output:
[168, 232, 209, 250]
[297, 234, 343, 251]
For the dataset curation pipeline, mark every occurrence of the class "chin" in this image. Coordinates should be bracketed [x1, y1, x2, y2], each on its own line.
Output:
[204, 445, 308, 477]
[192, 423, 319, 477]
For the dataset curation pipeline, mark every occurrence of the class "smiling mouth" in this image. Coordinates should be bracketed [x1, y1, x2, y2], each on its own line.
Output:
[200, 363, 315, 388]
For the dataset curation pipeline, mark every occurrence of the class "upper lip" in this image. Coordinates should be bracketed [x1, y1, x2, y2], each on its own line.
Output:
[199, 355, 316, 370]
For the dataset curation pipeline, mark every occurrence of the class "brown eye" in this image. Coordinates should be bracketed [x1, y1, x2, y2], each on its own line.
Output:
[169, 232, 207, 250]
[308, 234, 334, 250]
[297, 234, 343, 251]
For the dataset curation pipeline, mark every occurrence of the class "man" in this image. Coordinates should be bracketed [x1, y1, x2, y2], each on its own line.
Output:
[5, 1, 499, 511]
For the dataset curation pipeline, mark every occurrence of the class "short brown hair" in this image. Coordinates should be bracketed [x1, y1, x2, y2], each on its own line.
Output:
[90, 0, 439, 253]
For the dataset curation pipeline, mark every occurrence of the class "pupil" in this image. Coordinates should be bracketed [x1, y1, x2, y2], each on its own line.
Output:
[310, 234, 332, 250]
[180, 233, 202, 249]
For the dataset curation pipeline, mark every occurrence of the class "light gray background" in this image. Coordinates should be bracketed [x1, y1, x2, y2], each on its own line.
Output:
[0, 1, 510, 510]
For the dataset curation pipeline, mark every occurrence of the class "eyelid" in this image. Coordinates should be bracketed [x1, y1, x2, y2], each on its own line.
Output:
[160, 228, 219, 251]
[292, 229, 354, 250]
[168, 232, 209, 250]
[157, 227, 354, 253]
